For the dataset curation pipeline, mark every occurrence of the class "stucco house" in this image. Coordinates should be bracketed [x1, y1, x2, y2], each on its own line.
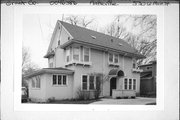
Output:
[24, 20, 145, 102]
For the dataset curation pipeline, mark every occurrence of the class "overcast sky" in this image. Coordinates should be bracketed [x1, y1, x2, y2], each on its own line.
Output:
[23, 14, 118, 68]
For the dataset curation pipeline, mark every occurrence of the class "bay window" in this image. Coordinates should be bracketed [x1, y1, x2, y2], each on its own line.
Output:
[73, 47, 80, 61]
[84, 47, 90, 62]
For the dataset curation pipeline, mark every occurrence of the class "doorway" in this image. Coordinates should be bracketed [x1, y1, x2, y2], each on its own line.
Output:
[110, 77, 117, 96]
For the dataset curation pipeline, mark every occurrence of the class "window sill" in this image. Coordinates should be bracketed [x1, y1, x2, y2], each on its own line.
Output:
[132, 68, 143, 73]
[65, 61, 92, 66]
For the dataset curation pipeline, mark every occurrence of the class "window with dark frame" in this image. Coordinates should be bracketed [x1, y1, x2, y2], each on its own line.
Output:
[52, 75, 67, 86]
[129, 79, 132, 90]
[58, 75, 62, 85]
[124, 78, 128, 90]
[89, 75, 95, 90]
[133, 79, 136, 90]
[63, 75, 67, 85]
[82, 75, 88, 90]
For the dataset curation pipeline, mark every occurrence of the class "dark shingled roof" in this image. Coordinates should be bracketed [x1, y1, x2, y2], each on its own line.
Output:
[23, 67, 74, 79]
[59, 21, 144, 58]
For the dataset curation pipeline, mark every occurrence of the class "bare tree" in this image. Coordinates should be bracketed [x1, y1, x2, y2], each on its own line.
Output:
[22, 47, 39, 87]
[65, 15, 95, 28]
[104, 15, 157, 65]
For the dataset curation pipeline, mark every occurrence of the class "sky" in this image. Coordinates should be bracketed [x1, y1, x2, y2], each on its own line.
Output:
[23, 14, 117, 68]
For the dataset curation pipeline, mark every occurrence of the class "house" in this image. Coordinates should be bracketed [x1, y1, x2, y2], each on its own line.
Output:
[139, 61, 156, 97]
[24, 20, 145, 102]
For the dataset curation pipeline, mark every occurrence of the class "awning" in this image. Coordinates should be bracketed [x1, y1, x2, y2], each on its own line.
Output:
[108, 69, 124, 77]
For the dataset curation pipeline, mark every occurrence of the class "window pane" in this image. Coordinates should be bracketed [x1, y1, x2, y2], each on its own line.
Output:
[84, 48, 89, 55]
[129, 79, 132, 90]
[53, 75, 57, 85]
[89, 76, 95, 90]
[58, 75, 62, 85]
[73, 47, 79, 61]
[63, 75, 67, 85]
[114, 54, 118, 63]
[109, 53, 113, 62]
[133, 59, 136, 68]
[133, 79, 136, 90]
[84, 55, 89, 62]
[82, 75, 87, 90]
[124, 79, 128, 90]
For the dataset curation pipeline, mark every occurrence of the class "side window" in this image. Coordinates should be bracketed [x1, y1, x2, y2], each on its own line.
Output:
[133, 79, 136, 90]
[124, 78, 128, 90]
[82, 75, 88, 90]
[129, 79, 132, 90]
[66, 49, 70, 62]
[84, 48, 90, 62]
[73, 47, 80, 61]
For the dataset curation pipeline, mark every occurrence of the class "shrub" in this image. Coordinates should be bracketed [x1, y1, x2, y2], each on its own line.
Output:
[47, 97, 55, 103]
[76, 87, 91, 100]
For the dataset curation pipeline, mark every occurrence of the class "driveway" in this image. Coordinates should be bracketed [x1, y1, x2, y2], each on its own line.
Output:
[89, 97, 156, 105]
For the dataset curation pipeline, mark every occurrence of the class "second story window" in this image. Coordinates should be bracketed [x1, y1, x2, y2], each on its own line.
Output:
[114, 54, 119, 63]
[66, 49, 70, 62]
[73, 47, 80, 61]
[84, 47, 90, 62]
[109, 53, 113, 63]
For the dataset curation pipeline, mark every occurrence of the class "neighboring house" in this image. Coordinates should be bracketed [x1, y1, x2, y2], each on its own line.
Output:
[139, 61, 156, 97]
[24, 21, 145, 102]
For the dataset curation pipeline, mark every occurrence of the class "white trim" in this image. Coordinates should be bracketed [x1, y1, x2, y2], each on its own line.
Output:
[83, 46, 90, 63]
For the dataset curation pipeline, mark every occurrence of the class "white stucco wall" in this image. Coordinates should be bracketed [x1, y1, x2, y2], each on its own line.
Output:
[28, 75, 47, 102]
[65, 47, 141, 98]
[44, 74, 74, 100]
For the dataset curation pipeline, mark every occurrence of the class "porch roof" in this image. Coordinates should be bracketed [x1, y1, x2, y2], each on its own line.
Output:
[108, 69, 125, 77]
[23, 67, 74, 79]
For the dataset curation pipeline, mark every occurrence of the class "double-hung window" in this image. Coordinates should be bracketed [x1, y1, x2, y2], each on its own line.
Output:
[133, 79, 136, 90]
[129, 79, 132, 90]
[82, 75, 88, 90]
[73, 47, 80, 61]
[114, 54, 119, 63]
[82, 75, 101, 91]
[84, 47, 90, 62]
[124, 78, 128, 90]
[89, 76, 95, 90]
[109, 53, 113, 63]
[52, 75, 67, 86]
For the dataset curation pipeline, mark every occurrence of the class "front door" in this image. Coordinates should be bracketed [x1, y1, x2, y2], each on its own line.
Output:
[110, 77, 116, 96]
